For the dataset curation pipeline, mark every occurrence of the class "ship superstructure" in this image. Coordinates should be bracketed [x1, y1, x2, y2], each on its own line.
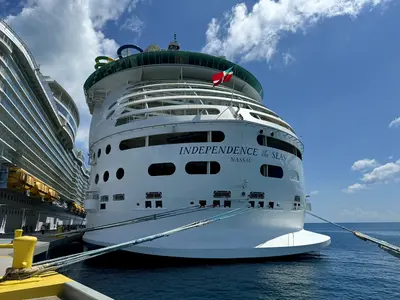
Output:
[0, 21, 89, 233]
[82, 35, 330, 259]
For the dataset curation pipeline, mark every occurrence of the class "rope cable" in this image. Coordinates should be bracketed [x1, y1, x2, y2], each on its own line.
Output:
[36, 206, 252, 271]
[36, 204, 215, 266]
[55, 204, 213, 237]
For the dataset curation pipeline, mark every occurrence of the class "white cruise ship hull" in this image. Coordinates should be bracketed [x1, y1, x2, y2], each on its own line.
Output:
[83, 44, 331, 260]
[83, 209, 330, 259]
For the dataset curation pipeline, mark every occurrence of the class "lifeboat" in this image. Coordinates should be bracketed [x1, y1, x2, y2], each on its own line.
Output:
[6, 167, 59, 203]
[7, 167, 35, 192]
[31, 181, 49, 198]
[44, 188, 60, 202]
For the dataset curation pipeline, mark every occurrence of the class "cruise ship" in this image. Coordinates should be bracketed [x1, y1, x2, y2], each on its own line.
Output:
[0, 20, 89, 234]
[83, 36, 331, 259]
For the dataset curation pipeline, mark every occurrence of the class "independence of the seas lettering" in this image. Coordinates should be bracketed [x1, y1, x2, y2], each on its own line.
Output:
[179, 145, 287, 163]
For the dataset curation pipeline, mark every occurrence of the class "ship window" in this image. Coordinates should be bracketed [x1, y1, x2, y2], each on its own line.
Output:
[249, 192, 265, 199]
[116, 168, 124, 180]
[119, 137, 146, 150]
[224, 200, 231, 208]
[260, 165, 284, 179]
[249, 201, 255, 208]
[155, 200, 162, 208]
[211, 131, 225, 142]
[257, 135, 266, 146]
[94, 174, 99, 184]
[199, 200, 206, 207]
[146, 192, 162, 199]
[100, 195, 109, 202]
[105, 144, 111, 154]
[106, 110, 114, 120]
[109, 101, 117, 110]
[257, 135, 302, 160]
[213, 200, 220, 207]
[100, 203, 106, 210]
[103, 171, 109, 182]
[250, 112, 295, 133]
[213, 191, 231, 198]
[268, 202, 274, 209]
[185, 161, 221, 175]
[97, 149, 101, 158]
[148, 163, 176, 176]
[113, 194, 125, 201]
[258, 201, 264, 208]
[145, 201, 152, 208]
[289, 170, 299, 181]
[149, 131, 208, 146]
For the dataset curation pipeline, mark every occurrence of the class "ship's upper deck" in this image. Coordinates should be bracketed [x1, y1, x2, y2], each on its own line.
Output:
[84, 50, 264, 107]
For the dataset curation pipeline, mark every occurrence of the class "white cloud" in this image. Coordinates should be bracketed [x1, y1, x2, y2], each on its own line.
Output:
[388, 116, 400, 128]
[342, 183, 367, 194]
[351, 158, 379, 171]
[309, 190, 319, 196]
[5, 0, 142, 153]
[361, 161, 400, 184]
[343, 158, 400, 193]
[202, 0, 392, 63]
[120, 16, 144, 37]
[282, 52, 295, 66]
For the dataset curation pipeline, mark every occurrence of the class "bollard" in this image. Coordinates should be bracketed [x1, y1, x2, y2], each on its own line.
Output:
[57, 225, 63, 238]
[12, 236, 37, 269]
[14, 229, 23, 238]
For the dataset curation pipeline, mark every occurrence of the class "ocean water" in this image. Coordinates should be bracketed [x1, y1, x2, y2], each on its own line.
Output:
[61, 222, 400, 300]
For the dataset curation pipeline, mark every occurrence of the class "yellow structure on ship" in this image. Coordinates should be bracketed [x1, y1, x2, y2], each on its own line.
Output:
[6, 167, 87, 217]
[6, 167, 60, 203]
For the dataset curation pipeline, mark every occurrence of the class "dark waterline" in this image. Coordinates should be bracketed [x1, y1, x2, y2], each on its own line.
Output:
[53, 223, 400, 300]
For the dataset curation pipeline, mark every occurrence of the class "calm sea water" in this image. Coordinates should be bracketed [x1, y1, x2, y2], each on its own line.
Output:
[60, 223, 400, 300]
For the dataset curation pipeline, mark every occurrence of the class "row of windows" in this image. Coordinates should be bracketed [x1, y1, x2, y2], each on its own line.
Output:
[257, 134, 302, 160]
[115, 108, 221, 126]
[55, 101, 78, 134]
[120, 131, 225, 151]
[1, 61, 84, 178]
[94, 168, 125, 184]
[93, 162, 285, 185]
[1, 94, 81, 198]
[7, 54, 88, 180]
[92, 131, 302, 165]
[99, 199, 283, 210]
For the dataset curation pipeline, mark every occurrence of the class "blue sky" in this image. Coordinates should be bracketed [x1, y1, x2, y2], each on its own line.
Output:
[3, 0, 400, 222]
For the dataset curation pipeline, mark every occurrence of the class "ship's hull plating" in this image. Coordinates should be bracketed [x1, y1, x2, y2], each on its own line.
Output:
[83, 208, 330, 259]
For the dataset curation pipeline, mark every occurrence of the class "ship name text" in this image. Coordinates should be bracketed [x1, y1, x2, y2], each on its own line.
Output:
[179, 145, 287, 163]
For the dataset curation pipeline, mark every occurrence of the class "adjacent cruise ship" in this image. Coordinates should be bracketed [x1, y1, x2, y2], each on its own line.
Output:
[83, 36, 330, 259]
[0, 21, 89, 233]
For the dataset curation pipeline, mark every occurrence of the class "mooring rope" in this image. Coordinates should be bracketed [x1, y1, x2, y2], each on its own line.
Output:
[306, 211, 400, 258]
[36, 204, 215, 266]
[55, 204, 214, 237]
[17, 205, 252, 281]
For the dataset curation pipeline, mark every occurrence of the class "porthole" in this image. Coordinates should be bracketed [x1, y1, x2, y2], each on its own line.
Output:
[148, 163, 176, 176]
[116, 168, 124, 180]
[185, 161, 220, 175]
[97, 149, 101, 158]
[103, 171, 109, 182]
[105, 144, 111, 154]
[95, 174, 99, 184]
